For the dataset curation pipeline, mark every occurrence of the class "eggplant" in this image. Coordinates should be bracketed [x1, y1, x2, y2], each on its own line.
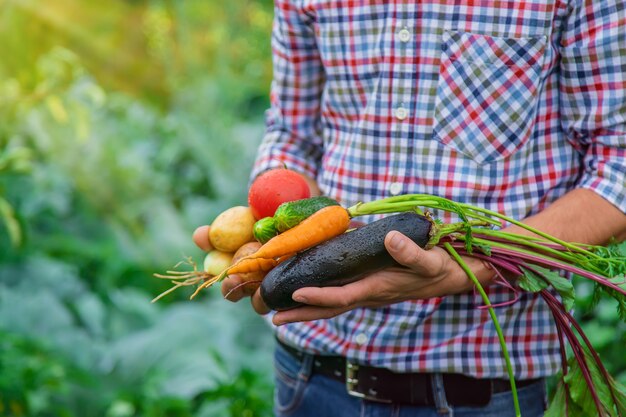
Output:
[260, 212, 433, 310]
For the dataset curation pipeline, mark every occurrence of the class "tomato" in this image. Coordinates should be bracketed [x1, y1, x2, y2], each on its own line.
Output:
[248, 169, 311, 219]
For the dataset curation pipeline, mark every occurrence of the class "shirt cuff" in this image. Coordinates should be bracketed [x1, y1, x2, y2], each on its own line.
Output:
[577, 146, 626, 214]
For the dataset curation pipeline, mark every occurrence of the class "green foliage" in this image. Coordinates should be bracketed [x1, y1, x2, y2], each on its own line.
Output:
[591, 243, 626, 321]
[0, 144, 33, 246]
[0, 257, 274, 416]
[0, 332, 75, 417]
[573, 272, 626, 386]
[545, 347, 626, 417]
[0, 0, 275, 415]
[518, 265, 576, 312]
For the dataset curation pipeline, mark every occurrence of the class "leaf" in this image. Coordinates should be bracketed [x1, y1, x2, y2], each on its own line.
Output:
[589, 274, 626, 323]
[563, 346, 626, 417]
[519, 265, 576, 311]
[0, 196, 22, 246]
[615, 382, 626, 415]
[0, 146, 33, 173]
[598, 274, 626, 322]
[45, 95, 69, 124]
[545, 271, 576, 312]
[517, 267, 549, 293]
[544, 380, 566, 417]
[545, 380, 586, 417]
[475, 243, 492, 256]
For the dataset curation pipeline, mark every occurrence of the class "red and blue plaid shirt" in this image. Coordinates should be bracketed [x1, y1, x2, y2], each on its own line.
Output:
[252, 0, 626, 379]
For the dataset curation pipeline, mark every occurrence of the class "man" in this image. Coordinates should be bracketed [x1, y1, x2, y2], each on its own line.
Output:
[196, 1, 626, 416]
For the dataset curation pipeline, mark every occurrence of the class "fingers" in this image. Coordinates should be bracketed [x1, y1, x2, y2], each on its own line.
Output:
[221, 275, 246, 301]
[192, 225, 213, 252]
[291, 283, 371, 309]
[251, 288, 271, 315]
[221, 275, 259, 301]
[221, 276, 269, 315]
[271, 281, 378, 324]
[384, 231, 444, 275]
[222, 275, 268, 315]
[273, 305, 349, 325]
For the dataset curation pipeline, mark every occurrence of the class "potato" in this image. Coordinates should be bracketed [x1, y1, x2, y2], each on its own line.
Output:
[209, 206, 256, 252]
[203, 250, 234, 276]
[231, 241, 265, 282]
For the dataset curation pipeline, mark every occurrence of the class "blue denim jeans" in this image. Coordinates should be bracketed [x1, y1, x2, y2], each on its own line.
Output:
[273, 342, 547, 417]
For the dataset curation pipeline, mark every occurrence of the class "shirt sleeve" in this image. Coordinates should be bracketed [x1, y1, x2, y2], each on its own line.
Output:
[559, 0, 626, 213]
[251, 0, 325, 182]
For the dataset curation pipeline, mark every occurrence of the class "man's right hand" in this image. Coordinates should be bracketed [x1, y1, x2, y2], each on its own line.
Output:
[192, 225, 270, 314]
[191, 172, 320, 316]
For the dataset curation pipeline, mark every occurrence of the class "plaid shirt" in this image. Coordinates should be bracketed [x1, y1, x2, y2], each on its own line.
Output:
[252, 0, 626, 379]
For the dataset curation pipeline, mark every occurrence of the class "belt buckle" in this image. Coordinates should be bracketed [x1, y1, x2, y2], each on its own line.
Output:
[345, 361, 391, 403]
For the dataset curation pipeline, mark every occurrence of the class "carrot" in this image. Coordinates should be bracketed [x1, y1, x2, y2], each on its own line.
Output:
[248, 205, 350, 260]
[228, 257, 278, 275]
[189, 205, 351, 298]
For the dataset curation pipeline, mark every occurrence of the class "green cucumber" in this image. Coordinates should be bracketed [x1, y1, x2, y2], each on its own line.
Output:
[253, 217, 279, 244]
[274, 196, 340, 232]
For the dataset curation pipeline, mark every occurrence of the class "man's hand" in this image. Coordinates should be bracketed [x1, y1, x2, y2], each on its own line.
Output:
[271, 230, 494, 325]
[220, 274, 271, 314]
[192, 224, 271, 313]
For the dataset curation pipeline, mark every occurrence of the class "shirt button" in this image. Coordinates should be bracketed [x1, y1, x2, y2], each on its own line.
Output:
[395, 106, 408, 121]
[355, 333, 368, 345]
[389, 182, 403, 196]
[398, 27, 411, 43]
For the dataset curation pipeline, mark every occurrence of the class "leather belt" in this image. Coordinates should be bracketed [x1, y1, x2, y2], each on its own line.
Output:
[277, 338, 540, 406]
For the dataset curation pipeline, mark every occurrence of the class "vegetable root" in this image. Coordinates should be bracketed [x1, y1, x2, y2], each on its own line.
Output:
[223, 280, 263, 300]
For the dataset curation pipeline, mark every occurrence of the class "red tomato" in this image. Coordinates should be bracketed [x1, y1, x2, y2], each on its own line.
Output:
[248, 169, 311, 219]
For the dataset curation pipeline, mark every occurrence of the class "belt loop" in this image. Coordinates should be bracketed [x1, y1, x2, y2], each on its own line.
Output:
[431, 374, 454, 417]
[297, 350, 314, 382]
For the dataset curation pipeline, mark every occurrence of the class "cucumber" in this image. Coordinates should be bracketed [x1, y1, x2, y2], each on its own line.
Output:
[253, 196, 340, 243]
[253, 217, 279, 244]
[260, 212, 433, 311]
[274, 196, 340, 232]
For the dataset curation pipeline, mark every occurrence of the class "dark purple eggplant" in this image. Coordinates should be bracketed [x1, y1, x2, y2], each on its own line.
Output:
[260, 212, 433, 310]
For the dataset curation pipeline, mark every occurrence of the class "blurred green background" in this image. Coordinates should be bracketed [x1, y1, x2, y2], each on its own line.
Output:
[0, 0, 276, 416]
[0, 1, 624, 416]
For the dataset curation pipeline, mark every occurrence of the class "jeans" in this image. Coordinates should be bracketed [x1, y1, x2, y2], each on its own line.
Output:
[273, 342, 547, 417]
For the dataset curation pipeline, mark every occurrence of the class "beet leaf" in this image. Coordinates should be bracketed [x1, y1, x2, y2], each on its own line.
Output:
[546, 346, 626, 417]
[518, 265, 576, 312]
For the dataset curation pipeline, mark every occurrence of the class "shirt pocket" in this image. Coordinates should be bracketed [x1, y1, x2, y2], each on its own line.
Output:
[432, 30, 547, 164]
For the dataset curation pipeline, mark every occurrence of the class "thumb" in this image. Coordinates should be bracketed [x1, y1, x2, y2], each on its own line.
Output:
[384, 231, 442, 274]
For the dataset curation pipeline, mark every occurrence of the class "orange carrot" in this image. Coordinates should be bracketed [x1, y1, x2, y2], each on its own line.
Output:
[189, 205, 351, 298]
[228, 257, 278, 275]
[247, 205, 350, 260]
